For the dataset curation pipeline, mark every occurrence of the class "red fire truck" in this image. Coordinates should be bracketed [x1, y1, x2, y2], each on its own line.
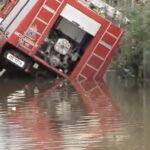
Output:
[0, 0, 124, 80]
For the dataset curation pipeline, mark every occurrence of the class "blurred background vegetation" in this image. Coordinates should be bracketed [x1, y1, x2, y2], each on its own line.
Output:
[0, 0, 7, 11]
[106, 0, 150, 80]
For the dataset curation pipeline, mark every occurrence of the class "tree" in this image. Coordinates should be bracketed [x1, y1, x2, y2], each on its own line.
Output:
[113, 0, 150, 80]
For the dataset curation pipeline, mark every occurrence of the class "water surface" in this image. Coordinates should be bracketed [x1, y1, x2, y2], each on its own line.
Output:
[0, 75, 148, 150]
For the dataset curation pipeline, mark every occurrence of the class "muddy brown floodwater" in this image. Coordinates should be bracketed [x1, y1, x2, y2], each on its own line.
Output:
[0, 73, 149, 150]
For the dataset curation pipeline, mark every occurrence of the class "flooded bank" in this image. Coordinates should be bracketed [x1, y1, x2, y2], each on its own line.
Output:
[0, 74, 149, 150]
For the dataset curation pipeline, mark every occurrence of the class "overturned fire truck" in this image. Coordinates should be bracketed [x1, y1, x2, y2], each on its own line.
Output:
[0, 0, 125, 80]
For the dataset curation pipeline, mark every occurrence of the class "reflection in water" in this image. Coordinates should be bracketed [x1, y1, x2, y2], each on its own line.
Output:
[0, 76, 147, 150]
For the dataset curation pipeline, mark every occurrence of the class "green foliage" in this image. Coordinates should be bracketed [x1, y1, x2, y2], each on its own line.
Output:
[114, 1, 150, 79]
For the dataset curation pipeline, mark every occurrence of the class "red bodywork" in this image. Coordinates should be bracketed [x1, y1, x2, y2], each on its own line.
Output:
[0, 0, 124, 80]
[0, 0, 18, 19]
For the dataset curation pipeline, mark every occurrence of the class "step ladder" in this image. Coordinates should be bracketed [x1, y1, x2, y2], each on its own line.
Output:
[21, 0, 64, 52]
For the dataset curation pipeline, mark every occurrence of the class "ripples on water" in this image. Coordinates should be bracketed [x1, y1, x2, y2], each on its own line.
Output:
[0, 75, 148, 150]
